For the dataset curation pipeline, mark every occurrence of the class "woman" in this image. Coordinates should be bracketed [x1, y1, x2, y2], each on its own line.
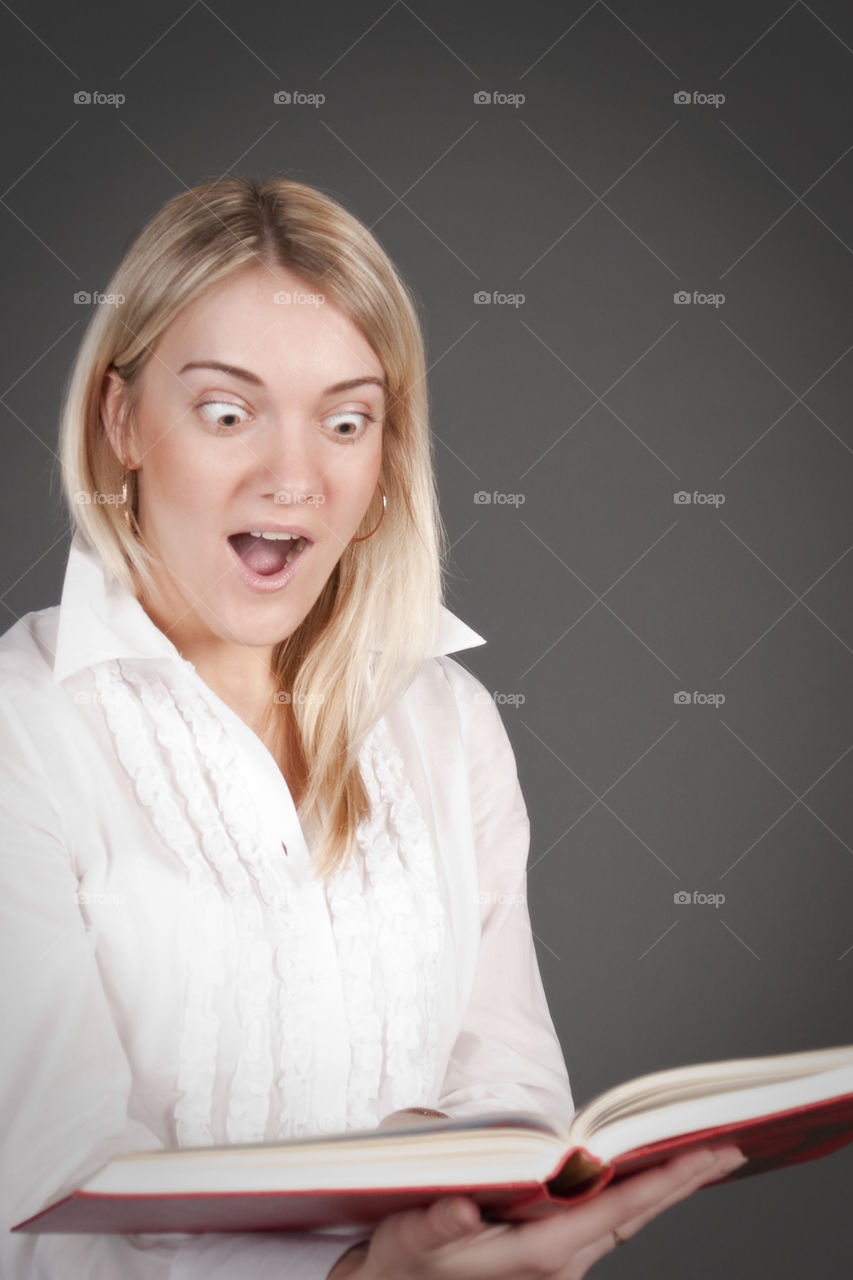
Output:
[0, 177, 745, 1279]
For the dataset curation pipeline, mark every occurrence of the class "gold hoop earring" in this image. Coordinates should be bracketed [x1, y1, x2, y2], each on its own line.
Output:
[121, 472, 140, 537]
[351, 482, 387, 542]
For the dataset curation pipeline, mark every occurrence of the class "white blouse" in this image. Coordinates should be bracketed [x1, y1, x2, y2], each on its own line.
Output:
[0, 531, 574, 1279]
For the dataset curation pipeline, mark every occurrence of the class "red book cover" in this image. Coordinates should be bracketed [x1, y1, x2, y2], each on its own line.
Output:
[14, 1087, 853, 1236]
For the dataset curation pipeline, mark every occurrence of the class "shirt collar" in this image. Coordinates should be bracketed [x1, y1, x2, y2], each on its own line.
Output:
[52, 531, 486, 684]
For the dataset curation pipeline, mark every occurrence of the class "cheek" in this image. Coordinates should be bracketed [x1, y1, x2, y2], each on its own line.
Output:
[142, 425, 231, 512]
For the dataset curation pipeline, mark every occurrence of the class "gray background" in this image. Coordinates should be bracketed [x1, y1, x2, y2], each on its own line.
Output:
[2, 1, 852, 1275]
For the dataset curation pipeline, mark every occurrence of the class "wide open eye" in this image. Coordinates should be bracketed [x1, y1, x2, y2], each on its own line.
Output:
[198, 400, 250, 432]
[324, 410, 376, 441]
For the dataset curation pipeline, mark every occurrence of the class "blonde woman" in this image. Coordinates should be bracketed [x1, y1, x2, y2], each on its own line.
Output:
[0, 177, 745, 1280]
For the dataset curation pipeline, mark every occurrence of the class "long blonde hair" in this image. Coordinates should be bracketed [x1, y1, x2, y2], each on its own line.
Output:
[56, 176, 448, 878]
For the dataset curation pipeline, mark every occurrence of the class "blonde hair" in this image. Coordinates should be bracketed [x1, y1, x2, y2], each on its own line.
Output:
[56, 175, 449, 879]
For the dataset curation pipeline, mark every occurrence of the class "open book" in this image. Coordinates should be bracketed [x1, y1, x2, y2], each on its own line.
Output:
[14, 1043, 853, 1235]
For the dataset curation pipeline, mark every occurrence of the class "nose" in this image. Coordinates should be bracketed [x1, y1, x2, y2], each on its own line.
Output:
[257, 416, 327, 509]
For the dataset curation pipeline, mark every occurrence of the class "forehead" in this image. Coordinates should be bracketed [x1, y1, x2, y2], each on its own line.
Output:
[151, 264, 385, 390]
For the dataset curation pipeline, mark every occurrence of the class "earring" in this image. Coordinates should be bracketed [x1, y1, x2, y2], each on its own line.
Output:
[121, 472, 138, 536]
[351, 482, 387, 542]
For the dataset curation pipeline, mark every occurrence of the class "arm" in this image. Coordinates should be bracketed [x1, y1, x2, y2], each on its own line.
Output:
[0, 688, 366, 1279]
[433, 660, 575, 1123]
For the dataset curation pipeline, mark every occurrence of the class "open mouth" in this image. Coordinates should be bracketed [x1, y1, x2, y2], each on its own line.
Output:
[228, 531, 311, 578]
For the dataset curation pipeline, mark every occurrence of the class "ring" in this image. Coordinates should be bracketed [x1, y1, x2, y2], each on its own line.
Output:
[612, 1227, 627, 1246]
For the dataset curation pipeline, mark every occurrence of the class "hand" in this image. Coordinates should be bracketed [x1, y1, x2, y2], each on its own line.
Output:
[327, 1144, 747, 1279]
[375, 1108, 450, 1132]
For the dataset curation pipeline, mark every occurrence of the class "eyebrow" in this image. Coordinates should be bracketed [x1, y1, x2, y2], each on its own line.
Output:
[178, 360, 387, 397]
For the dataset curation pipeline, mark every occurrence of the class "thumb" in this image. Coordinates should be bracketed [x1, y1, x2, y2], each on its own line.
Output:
[370, 1196, 482, 1269]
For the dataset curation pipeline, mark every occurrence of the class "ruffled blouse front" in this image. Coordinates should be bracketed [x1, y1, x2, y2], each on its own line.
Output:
[0, 531, 575, 1280]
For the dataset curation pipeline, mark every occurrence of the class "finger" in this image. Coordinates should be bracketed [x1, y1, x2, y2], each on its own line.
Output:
[470, 1145, 733, 1275]
[368, 1194, 483, 1270]
[568, 1147, 747, 1277]
[611, 1146, 747, 1243]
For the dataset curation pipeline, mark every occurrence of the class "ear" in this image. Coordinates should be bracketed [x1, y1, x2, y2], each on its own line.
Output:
[100, 365, 139, 469]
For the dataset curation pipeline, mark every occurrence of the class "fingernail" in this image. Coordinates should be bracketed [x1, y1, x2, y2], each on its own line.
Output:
[715, 1151, 748, 1171]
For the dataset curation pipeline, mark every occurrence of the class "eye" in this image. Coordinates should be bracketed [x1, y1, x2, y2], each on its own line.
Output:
[197, 400, 250, 432]
[324, 410, 376, 441]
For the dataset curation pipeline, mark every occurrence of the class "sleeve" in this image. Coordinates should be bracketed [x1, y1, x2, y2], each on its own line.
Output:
[0, 689, 369, 1280]
[434, 660, 575, 1127]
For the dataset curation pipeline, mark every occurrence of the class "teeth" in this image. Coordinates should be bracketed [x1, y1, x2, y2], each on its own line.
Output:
[249, 531, 297, 540]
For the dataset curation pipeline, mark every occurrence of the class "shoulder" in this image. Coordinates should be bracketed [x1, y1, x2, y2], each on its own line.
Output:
[0, 605, 67, 754]
[408, 653, 521, 780]
[0, 604, 60, 689]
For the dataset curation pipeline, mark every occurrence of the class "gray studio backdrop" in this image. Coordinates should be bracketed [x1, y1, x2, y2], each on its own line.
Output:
[2, 1, 852, 1275]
